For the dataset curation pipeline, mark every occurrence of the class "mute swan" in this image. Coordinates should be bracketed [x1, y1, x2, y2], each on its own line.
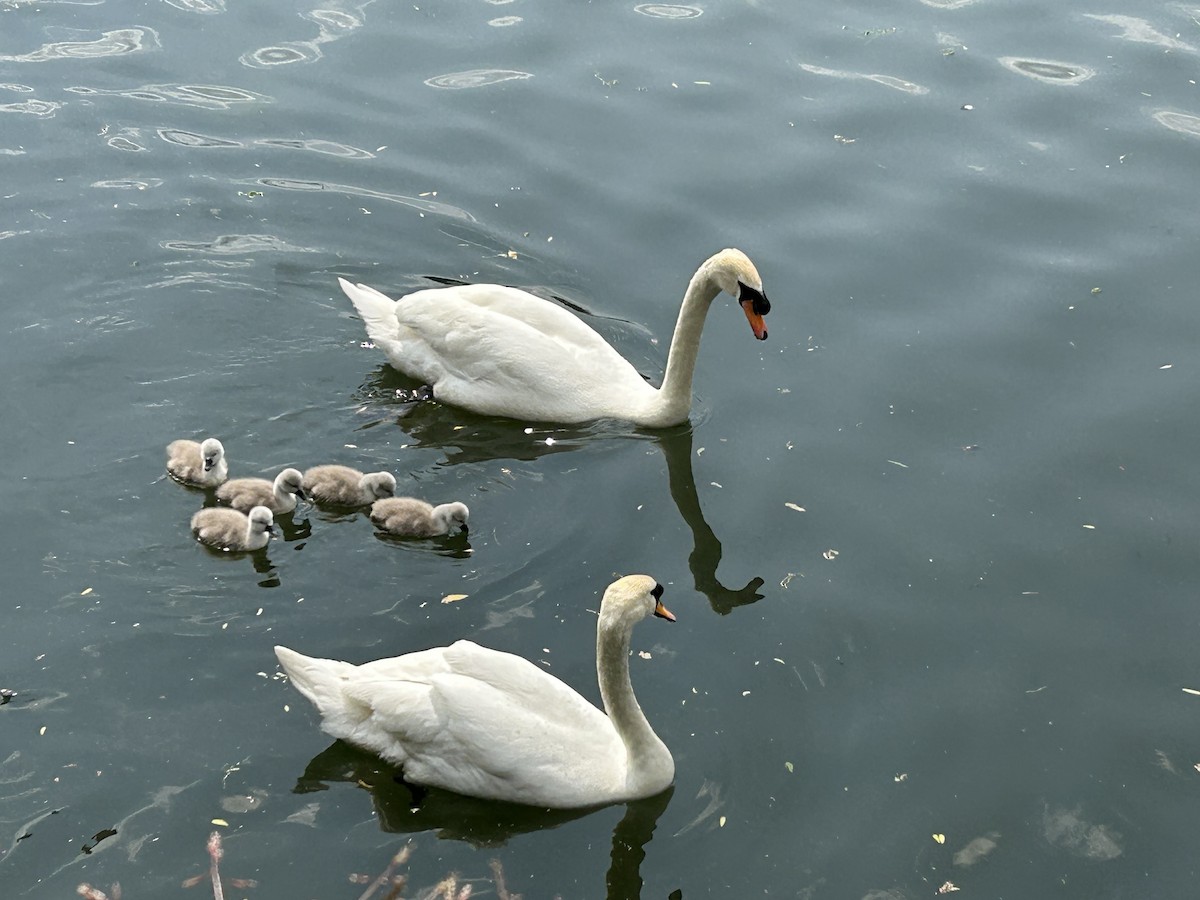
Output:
[166, 437, 228, 487]
[274, 574, 676, 808]
[302, 465, 397, 507]
[216, 467, 307, 514]
[191, 505, 275, 551]
[338, 248, 770, 426]
[370, 497, 469, 537]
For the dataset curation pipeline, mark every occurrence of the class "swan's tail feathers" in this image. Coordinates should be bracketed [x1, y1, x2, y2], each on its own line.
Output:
[275, 645, 365, 721]
[339, 278, 402, 346]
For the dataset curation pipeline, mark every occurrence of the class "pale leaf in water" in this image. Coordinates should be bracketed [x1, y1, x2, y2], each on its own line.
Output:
[1182, 687, 1200, 696]
[785, 761, 794, 773]
[211, 818, 229, 827]
[823, 549, 840, 560]
[718, 816, 726, 827]
[937, 883, 961, 894]
[638, 650, 652, 659]
[441, 593, 469, 604]
[933, 833, 946, 844]
[1082, 524, 1096, 530]
[784, 502, 806, 512]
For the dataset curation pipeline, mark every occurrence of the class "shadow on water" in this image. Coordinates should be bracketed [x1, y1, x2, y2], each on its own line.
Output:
[355, 367, 764, 614]
[295, 741, 673, 898]
[371, 528, 474, 559]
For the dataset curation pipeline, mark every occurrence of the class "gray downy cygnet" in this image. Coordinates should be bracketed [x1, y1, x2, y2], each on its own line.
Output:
[216, 468, 307, 514]
[166, 437, 228, 487]
[370, 498, 469, 537]
[191, 505, 275, 551]
[302, 465, 396, 507]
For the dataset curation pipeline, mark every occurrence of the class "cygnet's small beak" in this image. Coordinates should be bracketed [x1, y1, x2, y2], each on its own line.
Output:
[740, 298, 769, 341]
[460, 523, 469, 535]
[203, 458, 216, 472]
[653, 599, 676, 622]
[296, 488, 309, 502]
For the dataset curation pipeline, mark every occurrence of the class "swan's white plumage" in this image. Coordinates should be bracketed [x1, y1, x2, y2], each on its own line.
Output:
[216, 467, 306, 514]
[370, 497, 469, 537]
[339, 248, 769, 427]
[275, 574, 675, 808]
[166, 437, 227, 487]
[191, 505, 275, 551]
[302, 464, 396, 507]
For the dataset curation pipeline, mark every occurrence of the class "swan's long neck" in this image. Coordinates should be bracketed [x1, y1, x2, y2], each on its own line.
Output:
[597, 615, 671, 789]
[649, 267, 722, 427]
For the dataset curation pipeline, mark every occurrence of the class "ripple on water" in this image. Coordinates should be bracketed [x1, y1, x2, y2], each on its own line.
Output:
[423, 69, 534, 89]
[66, 83, 271, 110]
[92, 178, 165, 190]
[306, 8, 363, 34]
[253, 177, 477, 221]
[158, 128, 242, 149]
[239, 6, 366, 68]
[799, 62, 928, 95]
[161, 0, 225, 12]
[488, 16, 522, 27]
[0, 27, 160, 62]
[918, 0, 977, 8]
[1082, 14, 1196, 51]
[105, 127, 150, 152]
[1152, 110, 1200, 138]
[160, 234, 318, 255]
[0, 99, 61, 117]
[254, 138, 374, 159]
[240, 42, 323, 68]
[634, 4, 703, 19]
[998, 57, 1094, 85]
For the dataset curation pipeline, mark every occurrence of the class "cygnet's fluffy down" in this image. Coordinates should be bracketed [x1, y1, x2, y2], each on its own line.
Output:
[370, 497, 469, 537]
[166, 438, 228, 487]
[216, 468, 307, 514]
[191, 505, 275, 551]
[302, 465, 396, 507]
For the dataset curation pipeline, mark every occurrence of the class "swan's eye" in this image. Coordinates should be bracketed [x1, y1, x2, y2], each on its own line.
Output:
[738, 283, 771, 316]
[651, 583, 664, 600]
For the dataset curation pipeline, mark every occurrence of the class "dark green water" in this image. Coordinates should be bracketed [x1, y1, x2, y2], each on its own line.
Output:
[2, 1, 1199, 897]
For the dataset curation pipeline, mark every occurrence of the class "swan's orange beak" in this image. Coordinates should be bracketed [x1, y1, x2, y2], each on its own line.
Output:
[653, 599, 676, 622]
[740, 298, 769, 341]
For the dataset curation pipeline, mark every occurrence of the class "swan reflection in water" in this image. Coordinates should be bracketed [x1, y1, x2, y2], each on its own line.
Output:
[293, 740, 673, 896]
[355, 366, 765, 614]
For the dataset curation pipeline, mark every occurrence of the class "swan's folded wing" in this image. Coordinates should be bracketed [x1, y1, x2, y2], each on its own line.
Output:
[399, 286, 648, 397]
[436, 641, 616, 759]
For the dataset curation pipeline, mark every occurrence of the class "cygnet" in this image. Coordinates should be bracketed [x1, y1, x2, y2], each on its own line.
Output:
[166, 438, 228, 487]
[216, 468, 307, 514]
[191, 505, 275, 551]
[370, 497, 469, 537]
[302, 465, 396, 507]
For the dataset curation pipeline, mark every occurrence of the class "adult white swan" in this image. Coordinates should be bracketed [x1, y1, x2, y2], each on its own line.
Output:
[338, 248, 770, 427]
[274, 574, 676, 808]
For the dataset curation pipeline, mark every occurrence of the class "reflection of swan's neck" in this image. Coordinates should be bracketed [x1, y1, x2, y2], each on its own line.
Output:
[597, 613, 671, 791]
[647, 267, 722, 427]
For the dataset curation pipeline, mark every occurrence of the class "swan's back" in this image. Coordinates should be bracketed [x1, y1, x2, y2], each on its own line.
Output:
[341, 279, 657, 423]
[276, 641, 626, 808]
